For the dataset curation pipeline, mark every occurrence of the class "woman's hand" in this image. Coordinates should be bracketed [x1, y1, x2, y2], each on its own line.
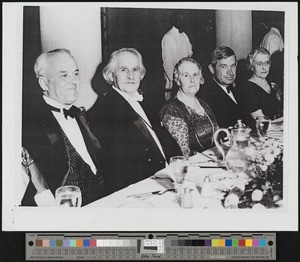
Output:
[251, 109, 265, 120]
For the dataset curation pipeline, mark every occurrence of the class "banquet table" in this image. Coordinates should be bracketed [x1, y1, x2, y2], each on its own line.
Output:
[86, 148, 226, 209]
[85, 132, 283, 209]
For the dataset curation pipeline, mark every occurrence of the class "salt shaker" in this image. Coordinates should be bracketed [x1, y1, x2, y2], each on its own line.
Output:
[201, 176, 212, 198]
[181, 187, 193, 208]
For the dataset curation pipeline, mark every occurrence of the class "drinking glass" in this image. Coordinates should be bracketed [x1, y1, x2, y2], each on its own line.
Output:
[55, 185, 82, 207]
[169, 156, 189, 198]
[256, 116, 271, 140]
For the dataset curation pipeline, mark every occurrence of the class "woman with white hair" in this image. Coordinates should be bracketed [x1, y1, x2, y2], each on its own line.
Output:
[159, 57, 218, 157]
[238, 48, 282, 129]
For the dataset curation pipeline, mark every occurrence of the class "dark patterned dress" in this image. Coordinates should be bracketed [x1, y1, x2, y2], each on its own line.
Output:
[159, 97, 219, 157]
[22, 147, 34, 174]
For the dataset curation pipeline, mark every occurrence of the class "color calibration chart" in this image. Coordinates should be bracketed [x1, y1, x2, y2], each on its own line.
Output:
[26, 232, 276, 260]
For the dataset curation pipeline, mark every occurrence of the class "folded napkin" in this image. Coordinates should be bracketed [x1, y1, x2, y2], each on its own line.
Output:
[151, 167, 175, 189]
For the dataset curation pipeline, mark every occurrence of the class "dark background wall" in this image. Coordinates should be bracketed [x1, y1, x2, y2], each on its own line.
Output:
[23, 7, 285, 116]
[23, 6, 41, 118]
[252, 10, 285, 49]
[98, 7, 215, 112]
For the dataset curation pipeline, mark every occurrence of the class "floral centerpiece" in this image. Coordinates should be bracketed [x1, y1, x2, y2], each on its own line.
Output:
[222, 137, 283, 209]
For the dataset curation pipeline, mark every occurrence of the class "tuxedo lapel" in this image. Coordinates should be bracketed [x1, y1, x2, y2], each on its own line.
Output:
[213, 81, 238, 106]
[31, 102, 69, 189]
[37, 103, 65, 147]
[75, 113, 103, 169]
[131, 114, 160, 150]
[109, 89, 163, 153]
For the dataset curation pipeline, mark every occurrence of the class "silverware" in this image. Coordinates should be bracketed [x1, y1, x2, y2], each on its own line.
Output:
[200, 152, 226, 168]
[189, 160, 215, 166]
[198, 166, 227, 169]
[127, 188, 176, 199]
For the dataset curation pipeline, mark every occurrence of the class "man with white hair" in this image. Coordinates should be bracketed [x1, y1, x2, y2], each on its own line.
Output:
[22, 48, 105, 206]
[88, 48, 181, 194]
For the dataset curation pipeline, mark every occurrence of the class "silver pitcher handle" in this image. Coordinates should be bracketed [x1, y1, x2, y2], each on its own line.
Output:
[213, 128, 231, 168]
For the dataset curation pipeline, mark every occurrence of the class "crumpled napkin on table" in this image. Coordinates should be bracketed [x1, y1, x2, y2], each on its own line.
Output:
[151, 167, 175, 189]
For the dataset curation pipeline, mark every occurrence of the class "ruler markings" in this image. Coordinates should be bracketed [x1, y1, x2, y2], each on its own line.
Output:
[26, 233, 276, 260]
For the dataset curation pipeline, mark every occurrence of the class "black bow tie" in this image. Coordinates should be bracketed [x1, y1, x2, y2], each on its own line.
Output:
[226, 84, 233, 94]
[63, 106, 83, 119]
[47, 104, 85, 119]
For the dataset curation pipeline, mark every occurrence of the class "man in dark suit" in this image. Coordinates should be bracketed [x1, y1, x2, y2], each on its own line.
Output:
[88, 48, 182, 195]
[198, 46, 242, 128]
[22, 49, 105, 206]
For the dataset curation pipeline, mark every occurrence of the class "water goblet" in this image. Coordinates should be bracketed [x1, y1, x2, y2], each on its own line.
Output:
[169, 156, 189, 200]
[55, 185, 82, 207]
[256, 116, 271, 141]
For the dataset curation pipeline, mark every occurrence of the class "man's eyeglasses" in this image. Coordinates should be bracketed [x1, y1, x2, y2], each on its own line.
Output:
[254, 61, 271, 67]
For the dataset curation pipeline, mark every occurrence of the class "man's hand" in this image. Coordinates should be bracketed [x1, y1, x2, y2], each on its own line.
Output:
[29, 163, 49, 194]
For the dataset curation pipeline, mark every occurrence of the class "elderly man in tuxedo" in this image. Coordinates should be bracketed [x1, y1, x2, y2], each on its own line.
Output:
[198, 46, 242, 128]
[22, 49, 105, 206]
[88, 48, 181, 195]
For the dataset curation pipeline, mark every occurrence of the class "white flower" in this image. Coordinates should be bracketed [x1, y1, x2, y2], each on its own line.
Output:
[264, 147, 273, 155]
[273, 148, 281, 156]
[252, 203, 266, 209]
[251, 189, 263, 201]
[224, 194, 239, 208]
[273, 195, 280, 202]
[260, 164, 268, 171]
[264, 153, 275, 163]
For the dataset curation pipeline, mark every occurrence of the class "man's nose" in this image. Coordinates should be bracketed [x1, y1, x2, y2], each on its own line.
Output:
[190, 76, 195, 83]
[227, 67, 234, 76]
[69, 75, 79, 84]
[127, 70, 134, 79]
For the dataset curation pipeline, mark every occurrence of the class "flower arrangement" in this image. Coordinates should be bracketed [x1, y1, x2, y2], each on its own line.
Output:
[222, 137, 283, 209]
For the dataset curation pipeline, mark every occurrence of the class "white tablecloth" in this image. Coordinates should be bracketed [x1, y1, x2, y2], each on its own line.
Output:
[85, 150, 229, 209]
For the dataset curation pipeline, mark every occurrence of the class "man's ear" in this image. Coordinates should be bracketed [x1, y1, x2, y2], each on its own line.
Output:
[200, 77, 205, 85]
[208, 64, 215, 75]
[38, 77, 49, 92]
[108, 72, 114, 83]
[175, 78, 181, 86]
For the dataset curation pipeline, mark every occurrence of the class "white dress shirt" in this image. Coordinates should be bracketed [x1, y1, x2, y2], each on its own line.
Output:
[213, 79, 238, 104]
[162, 26, 193, 89]
[43, 96, 97, 174]
[112, 87, 167, 161]
[17, 167, 56, 206]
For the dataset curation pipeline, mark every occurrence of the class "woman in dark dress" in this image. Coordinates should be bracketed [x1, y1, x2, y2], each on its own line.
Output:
[159, 57, 218, 157]
[238, 48, 282, 129]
